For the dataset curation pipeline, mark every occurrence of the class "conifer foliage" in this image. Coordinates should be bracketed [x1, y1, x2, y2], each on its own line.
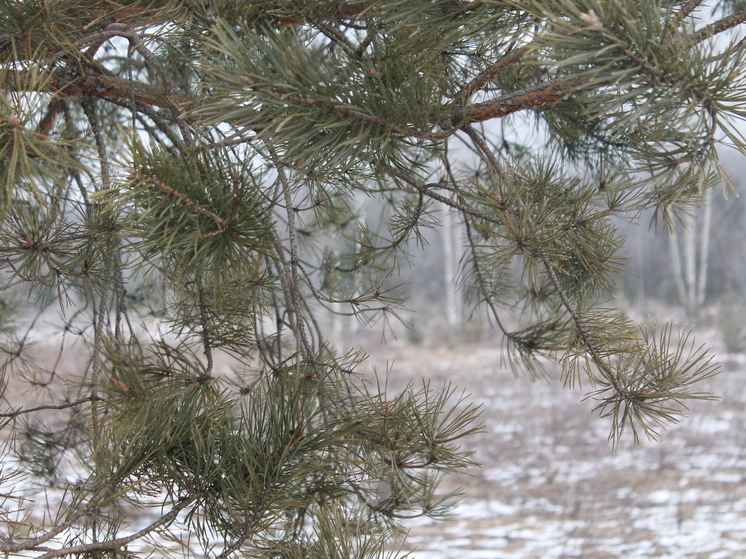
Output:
[0, 1, 742, 557]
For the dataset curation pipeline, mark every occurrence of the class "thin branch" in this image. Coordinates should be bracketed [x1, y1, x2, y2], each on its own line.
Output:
[693, 9, 746, 43]
[215, 525, 254, 559]
[296, 260, 386, 308]
[6, 69, 184, 111]
[0, 397, 101, 419]
[0, 471, 127, 553]
[127, 169, 229, 231]
[312, 21, 358, 57]
[456, 78, 588, 126]
[79, 96, 117, 431]
[36, 97, 66, 137]
[0, 306, 45, 367]
[460, 124, 504, 178]
[456, 44, 528, 103]
[132, 112, 186, 152]
[102, 94, 182, 125]
[34, 493, 201, 559]
[267, 146, 313, 361]
[462, 215, 511, 338]
[90, 282, 109, 432]
[354, 27, 376, 57]
[81, 97, 110, 189]
[177, 118, 195, 148]
[75, 24, 163, 76]
[268, 249, 290, 364]
[542, 260, 625, 397]
[438, 141, 510, 337]
[668, 0, 706, 31]
[61, 101, 93, 207]
[197, 276, 214, 376]
[389, 169, 503, 226]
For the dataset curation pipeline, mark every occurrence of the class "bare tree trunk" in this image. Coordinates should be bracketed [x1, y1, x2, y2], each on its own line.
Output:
[349, 198, 365, 340]
[684, 217, 697, 313]
[669, 193, 714, 317]
[441, 200, 460, 332]
[333, 301, 344, 351]
[697, 189, 713, 308]
[669, 228, 688, 311]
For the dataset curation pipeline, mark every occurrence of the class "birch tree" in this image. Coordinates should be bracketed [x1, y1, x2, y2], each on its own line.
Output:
[440, 198, 463, 332]
[669, 187, 714, 316]
[0, 1, 742, 557]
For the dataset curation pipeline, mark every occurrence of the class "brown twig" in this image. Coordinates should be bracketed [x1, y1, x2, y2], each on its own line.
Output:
[456, 78, 587, 126]
[0, 397, 102, 419]
[6, 69, 184, 111]
[456, 44, 528, 103]
[34, 492, 201, 559]
[36, 97, 66, 137]
[693, 9, 746, 43]
[127, 168, 229, 232]
[668, 0, 706, 31]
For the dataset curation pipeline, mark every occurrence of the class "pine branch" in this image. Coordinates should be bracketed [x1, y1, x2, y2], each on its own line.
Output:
[455, 78, 589, 126]
[0, 397, 101, 419]
[456, 44, 528, 103]
[694, 9, 746, 42]
[0, 472, 129, 554]
[127, 169, 229, 232]
[81, 97, 110, 189]
[33, 492, 201, 559]
[669, 0, 706, 30]
[237, 78, 443, 140]
[268, 146, 314, 361]
[6, 69, 185, 111]
[6, 69, 586, 136]
[542, 260, 625, 397]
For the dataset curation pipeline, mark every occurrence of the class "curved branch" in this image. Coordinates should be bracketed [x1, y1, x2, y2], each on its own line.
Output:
[34, 492, 201, 559]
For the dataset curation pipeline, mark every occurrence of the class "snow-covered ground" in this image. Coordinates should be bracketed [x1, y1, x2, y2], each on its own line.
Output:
[366, 344, 746, 559]
[5, 336, 744, 558]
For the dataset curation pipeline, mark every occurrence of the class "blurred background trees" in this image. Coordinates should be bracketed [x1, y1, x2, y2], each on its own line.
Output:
[403, 155, 746, 340]
[0, 1, 745, 558]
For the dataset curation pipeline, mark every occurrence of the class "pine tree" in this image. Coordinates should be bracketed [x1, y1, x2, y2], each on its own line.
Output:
[0, 1, 741, 557]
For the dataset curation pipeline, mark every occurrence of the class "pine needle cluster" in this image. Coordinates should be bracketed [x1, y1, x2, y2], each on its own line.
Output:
[0, 1, 742, 557]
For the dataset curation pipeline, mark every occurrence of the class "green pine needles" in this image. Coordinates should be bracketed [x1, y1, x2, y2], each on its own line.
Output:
[0, 0, 741, 557]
